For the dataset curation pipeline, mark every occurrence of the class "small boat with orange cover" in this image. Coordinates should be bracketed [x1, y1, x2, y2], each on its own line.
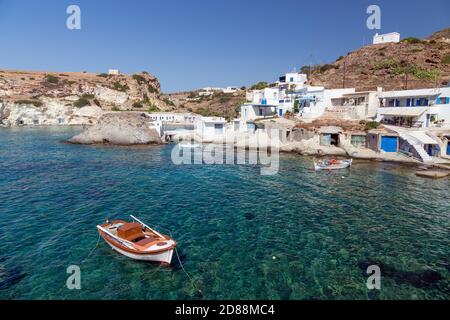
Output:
[97, 215, 176, 264]
[314, 158, 352, 171]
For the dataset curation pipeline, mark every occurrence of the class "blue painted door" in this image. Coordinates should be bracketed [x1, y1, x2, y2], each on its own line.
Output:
[447, 143, 450, 155]
[279, 109, 283, 116]
[381, 136, 398, 152]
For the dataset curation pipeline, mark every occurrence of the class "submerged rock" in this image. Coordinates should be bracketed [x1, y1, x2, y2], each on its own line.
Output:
[358, 259, 445, 289]
[0, 259, 27, 290]
[67, 112, 162, 145]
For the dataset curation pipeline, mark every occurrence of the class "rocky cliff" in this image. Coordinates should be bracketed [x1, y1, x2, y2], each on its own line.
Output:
[0, 70, 169, 126]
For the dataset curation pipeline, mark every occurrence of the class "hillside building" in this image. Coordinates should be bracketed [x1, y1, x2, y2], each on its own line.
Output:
[373, 32, 401, 44]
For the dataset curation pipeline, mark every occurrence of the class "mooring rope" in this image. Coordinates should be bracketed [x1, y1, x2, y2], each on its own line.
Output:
[81, 232, 101, 265]
[156, 224, 203, 297]
[174, 247, 203, 297]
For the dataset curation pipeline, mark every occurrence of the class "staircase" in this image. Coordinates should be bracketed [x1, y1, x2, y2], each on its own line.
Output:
[383, 125, 436, 163]
[398, 132, 433, 163]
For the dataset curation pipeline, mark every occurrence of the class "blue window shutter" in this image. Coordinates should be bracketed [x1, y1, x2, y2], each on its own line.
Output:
[424, 99, 429, 106]
[407, 99, 411, 106]
[446, 98, 450, 104]
[395, 99, 400, 107]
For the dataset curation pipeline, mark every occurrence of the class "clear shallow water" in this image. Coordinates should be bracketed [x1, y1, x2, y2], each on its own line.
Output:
[0, 127, 448, 300]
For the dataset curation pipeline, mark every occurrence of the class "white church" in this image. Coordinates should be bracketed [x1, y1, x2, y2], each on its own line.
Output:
[373, 32, 401, 45]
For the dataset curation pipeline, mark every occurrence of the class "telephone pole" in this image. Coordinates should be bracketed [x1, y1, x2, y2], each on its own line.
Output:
[342, 61, 347, 88]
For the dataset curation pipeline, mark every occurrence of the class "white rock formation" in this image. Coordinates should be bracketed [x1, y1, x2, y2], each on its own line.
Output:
[67, 112, 162, 145]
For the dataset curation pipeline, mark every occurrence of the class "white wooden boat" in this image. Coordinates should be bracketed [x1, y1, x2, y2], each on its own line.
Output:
[97, 215, 176, 264]
[314, 158, 352, 171]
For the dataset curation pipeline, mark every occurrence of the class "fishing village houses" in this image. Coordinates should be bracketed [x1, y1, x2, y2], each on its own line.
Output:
[153, 69, 450, 166]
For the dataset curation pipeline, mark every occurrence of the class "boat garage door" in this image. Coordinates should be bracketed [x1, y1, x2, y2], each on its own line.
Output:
[381, 136, 398, 152]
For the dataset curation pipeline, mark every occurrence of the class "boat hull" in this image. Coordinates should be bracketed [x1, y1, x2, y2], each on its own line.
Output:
[314, 159, 352, 171]
[98, 227, 176, 264]
[105, 241, 174, 264]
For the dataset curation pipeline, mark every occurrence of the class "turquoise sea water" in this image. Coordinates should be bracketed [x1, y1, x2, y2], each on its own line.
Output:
[0, 127, 448, 300]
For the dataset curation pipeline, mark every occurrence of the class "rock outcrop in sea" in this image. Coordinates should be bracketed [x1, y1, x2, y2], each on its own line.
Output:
[67, 112, 162, 145]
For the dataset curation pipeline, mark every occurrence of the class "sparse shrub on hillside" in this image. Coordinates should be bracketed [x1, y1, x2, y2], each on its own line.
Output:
[363, 121, 380, 131]
[336, 56, 344, 61]
[45, 74, 59, 84]
[412, 67, 440, 80]
[300, 66, 311, 74]
[442, 55, 450, 64]
[250, 81, 269, 90]
[112, 82, 129, 92]
[97, 73, 109, 78]
[162, 97, 175, 106]
[319, 64, 337, 73]
[195, 107, 217, 117]
[16, 99, 43, 107]
[111, 106, 121, 111]
[133, 101, 144, 109]
[401, 37, 423, 44]
[188, 92, 197, 98]
[81, 93, 95, 99]
[73, 97, 90, 108]
[409, 47, 423, 53]
[147, 104, 160, 112]
[148, 86, 158, 94]
[375, 59, 399, 70]
[132, 74, 146, 85]
[378, 61, 442, 80]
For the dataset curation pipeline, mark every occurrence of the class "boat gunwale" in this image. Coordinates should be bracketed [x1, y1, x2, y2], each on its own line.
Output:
[97, 221, 176, 255]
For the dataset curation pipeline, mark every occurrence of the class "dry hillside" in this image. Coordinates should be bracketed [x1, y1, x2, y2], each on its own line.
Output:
[308, 28, 450, 91]
[164, 90, 246, 120]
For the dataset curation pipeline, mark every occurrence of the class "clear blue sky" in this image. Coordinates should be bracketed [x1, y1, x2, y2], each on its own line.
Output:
[0, 0, 448, 92]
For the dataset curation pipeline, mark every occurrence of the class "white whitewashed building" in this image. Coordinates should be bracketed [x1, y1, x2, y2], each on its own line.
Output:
[325, 88, 383, 120]
[377, 87, 450, 128]
[298, 87, 356, 119]
[108, 69, 120, 75]
[373, 32, 400, 45]
[277, 72, 308, 90]
[195, 117, 228, 140]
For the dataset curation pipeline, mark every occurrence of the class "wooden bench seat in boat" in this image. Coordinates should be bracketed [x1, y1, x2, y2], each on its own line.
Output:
[135, 237, 158, 247]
